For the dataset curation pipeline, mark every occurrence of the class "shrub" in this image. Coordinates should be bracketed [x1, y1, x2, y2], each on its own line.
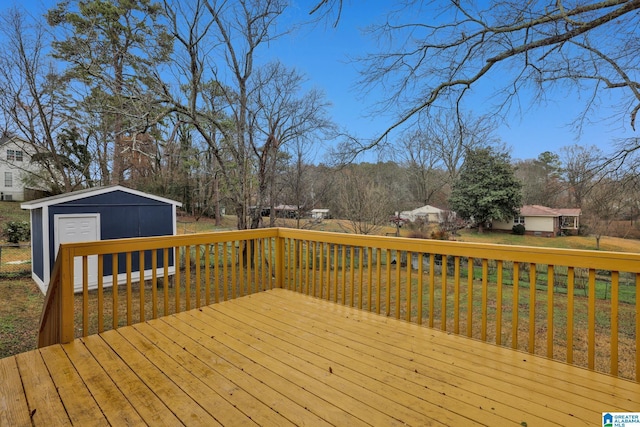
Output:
[3, 221, 30, 244]
[430, 229, 450, 240]
[407, 231, 428, 239]
[512, 223, 526, 235]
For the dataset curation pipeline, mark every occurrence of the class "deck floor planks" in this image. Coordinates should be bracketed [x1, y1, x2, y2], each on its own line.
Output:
[127, 322, 300, 427]
[295, 289, 640, 408]
[232, 291, 586, 426]
[139, 320, 338, 427]
[14, 350, 72, 426]
[181, 309, 414, 426]
[80, 333, 188, 426]
[91, 331, 228, 427]
[265, 290, 635, 418]
[258, 289, 634, 424]
[270, 289, 640, 397]
[61, 338, 148, 425]
[216, 293, 557, 426]
[4, 288, 640, 426]
[192, 304, 471, 427]
[204, 300, 494, 426]
[162, 310, 379, 426]
[38, 344, 108, 426]
[0, 356, 31, 427]
[116, 325, 275, 426]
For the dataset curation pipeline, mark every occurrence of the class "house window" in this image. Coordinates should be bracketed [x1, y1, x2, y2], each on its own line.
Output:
[514, 216, 525, 225]
[4, 172, 13, 187]
[7, 149, 23, 162]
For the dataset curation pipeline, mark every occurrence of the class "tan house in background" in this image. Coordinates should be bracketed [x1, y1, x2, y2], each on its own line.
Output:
[491, 205, 581, 237]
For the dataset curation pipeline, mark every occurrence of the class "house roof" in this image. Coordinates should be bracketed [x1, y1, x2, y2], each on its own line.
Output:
[274, 204, 298, 211]
[0, 135, 29, 146]
[520, 205, 581, 217]
[555, 208, 582, 216]
[401, 205, 446, 216]
[21, 185, 182, 209]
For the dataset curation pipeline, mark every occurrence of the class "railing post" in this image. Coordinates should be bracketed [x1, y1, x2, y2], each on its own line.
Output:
[275, 231, 284, 288]
[59, 246, 75, 344]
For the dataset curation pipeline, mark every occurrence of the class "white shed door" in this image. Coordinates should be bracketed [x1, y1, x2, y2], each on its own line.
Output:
[54, 214, 100, 291]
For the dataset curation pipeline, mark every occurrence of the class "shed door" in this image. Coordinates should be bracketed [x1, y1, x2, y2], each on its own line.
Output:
[54, 214, 100, 290]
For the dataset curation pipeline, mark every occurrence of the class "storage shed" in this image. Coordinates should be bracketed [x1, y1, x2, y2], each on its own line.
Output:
[21, 185, 182, 294]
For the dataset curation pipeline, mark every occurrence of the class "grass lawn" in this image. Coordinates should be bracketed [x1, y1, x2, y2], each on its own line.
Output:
[0, 278, 43, 358]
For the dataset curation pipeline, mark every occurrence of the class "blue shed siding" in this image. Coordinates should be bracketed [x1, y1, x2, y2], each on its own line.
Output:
[46, 190, 175, 276]
[31, 208, 44, 282]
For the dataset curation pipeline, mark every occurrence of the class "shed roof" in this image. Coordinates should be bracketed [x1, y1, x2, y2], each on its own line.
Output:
[21, 185, 182, 210]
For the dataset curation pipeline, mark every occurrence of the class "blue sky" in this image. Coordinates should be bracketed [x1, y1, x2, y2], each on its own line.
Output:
[14, 0, 637, 163]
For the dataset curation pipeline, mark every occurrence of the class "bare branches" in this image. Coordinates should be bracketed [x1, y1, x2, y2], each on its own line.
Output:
[349, 0, 640, 152]
[309, 0, 343, 27]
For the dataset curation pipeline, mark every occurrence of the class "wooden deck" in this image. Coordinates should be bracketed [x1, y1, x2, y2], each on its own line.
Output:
[2, 289, 639, 426]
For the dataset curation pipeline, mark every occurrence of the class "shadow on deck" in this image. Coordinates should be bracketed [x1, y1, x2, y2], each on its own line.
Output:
[2, 289, 639, 426]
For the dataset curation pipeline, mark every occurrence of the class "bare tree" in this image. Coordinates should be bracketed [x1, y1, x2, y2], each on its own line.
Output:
[163, 1, 334, 231]
[583, 176, 630, 249]
[394, 110, 498, 203]
[312, 1, 640, 155]
[396, 129, 446, 207]
[249, 61, 334, 229]
[281, 141, 311, 229]
[336, 167, 393, 235]
[0, 8, 82, 194]
[162, 0, 286, 230]
[561, 144, 604, 208]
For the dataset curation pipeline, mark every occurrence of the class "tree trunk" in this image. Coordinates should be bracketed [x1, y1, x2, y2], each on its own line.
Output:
[213, 175, 221, 227]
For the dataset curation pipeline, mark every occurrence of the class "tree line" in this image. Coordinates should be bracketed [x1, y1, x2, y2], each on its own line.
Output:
[298, 141, 640, 240]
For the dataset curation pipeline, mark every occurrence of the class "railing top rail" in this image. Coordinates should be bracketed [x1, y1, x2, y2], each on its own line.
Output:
[57, 226, 640, 272]
[63, 228, 279, 257]
[276, 228, 640, 272]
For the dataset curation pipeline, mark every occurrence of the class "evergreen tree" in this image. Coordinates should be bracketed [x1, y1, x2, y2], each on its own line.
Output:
[46, 0, 172, 184]
[450, 148, 522, 232]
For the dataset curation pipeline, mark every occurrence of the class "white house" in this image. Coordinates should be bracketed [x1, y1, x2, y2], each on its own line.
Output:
[400, 205, 454, 223]
[491, 205, 581, 237]
[310, 208, 330, 220]
[0, 135, 38, 201]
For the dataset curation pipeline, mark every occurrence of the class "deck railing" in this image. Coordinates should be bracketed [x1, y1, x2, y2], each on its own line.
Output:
[39, 228, 640, 382]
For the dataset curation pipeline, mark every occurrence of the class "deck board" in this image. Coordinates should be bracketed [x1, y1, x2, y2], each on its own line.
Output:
[0, 357, 31, 426]
[2, 288, 640, 426]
